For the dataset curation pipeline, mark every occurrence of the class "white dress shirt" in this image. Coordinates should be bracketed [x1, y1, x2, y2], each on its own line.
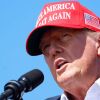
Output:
[61, 78, 100, 100]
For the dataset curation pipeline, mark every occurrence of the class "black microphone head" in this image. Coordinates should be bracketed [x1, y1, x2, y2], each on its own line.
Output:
[18, 69, 44, 92]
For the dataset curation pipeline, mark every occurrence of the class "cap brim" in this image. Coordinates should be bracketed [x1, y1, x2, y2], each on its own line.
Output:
[26, 24, 85, 56]
[26, 26, 52, 56]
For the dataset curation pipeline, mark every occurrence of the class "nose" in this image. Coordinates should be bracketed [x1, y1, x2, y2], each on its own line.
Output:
[48, 43, 64, 58]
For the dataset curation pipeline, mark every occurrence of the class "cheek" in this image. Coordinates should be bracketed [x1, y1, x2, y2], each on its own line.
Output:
[71, 45, 84, 59]
[64, 43, 84, 61]
[69, 37, 86, 58]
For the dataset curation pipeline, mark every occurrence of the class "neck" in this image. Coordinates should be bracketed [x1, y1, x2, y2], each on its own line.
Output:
[65, 88, 86, 100]
[65, 77, 100, 100]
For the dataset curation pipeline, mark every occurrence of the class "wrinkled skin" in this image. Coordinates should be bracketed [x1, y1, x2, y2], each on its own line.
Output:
[39, 27, 100, 100]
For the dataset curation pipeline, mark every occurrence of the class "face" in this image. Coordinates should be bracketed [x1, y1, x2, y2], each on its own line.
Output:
[39, 27, 98, 93]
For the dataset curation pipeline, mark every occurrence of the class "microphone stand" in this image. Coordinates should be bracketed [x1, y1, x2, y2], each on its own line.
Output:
[0, 80, 24, 100]
[0, 90, 23, 100]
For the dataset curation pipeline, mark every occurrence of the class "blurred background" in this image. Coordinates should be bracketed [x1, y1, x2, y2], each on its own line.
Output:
[0, 0, 100, 100]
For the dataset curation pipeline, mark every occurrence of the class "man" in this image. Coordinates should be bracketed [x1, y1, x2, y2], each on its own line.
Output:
[26, 1, 100, 100]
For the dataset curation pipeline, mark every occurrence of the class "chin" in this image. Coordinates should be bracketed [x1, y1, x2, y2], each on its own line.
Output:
[57, 75, 72, 88]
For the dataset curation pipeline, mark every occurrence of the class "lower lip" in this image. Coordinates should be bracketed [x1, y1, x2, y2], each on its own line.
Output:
[56, 63, 67, 73]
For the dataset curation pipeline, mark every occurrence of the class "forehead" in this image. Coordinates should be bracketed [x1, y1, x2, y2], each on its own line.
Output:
[41, 27, 83, 40]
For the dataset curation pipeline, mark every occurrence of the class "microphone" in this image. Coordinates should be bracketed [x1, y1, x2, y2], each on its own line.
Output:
[0, 69, 44, 100]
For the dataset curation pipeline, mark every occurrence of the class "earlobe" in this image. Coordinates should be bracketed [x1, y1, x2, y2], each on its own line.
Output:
[98, 47, 100, 56]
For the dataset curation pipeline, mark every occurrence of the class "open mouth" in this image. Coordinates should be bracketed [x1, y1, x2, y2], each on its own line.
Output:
[57, 61, 67, 69]
[54, 58, 68, 70]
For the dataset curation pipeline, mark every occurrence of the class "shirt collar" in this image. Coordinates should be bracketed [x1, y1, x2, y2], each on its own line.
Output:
[85, 78, 100, 100]
[60, 78, 100, 100]
[60, 93, 69, 100]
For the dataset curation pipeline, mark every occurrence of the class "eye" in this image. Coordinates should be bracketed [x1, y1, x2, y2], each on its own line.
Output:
[61, 33, 72, 42]
[63, 33, 69, 37]
[41, 44, 50, 55]
[63, 33, 71, 37]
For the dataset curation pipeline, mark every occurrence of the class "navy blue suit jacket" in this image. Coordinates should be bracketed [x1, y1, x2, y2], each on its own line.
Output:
[45, 95, 61, 100]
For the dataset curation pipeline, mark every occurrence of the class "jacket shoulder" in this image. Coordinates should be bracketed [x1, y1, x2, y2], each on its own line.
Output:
[45, 95, 61, 100]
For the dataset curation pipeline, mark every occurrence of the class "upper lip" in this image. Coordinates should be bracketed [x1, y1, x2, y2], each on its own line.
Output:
[54, 58, 68, 69]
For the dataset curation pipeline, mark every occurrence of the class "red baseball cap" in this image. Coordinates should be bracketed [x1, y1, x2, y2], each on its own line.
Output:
[26, 1, 100, 56]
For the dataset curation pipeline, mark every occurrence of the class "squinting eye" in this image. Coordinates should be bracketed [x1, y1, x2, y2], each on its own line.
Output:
[63, 33, 71, 37]
[41, 44, 50, 55]
[63, 33, 68, 37]
[62, 33, 72, 41]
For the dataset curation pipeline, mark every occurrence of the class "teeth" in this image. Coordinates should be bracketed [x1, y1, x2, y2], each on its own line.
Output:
[54, 58, 68, 70]
[57, 61, 67, 69]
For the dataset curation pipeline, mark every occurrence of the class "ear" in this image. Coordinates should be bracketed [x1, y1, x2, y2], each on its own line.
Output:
[98, 47, 100, 56]
[97, 35, 100, 56]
